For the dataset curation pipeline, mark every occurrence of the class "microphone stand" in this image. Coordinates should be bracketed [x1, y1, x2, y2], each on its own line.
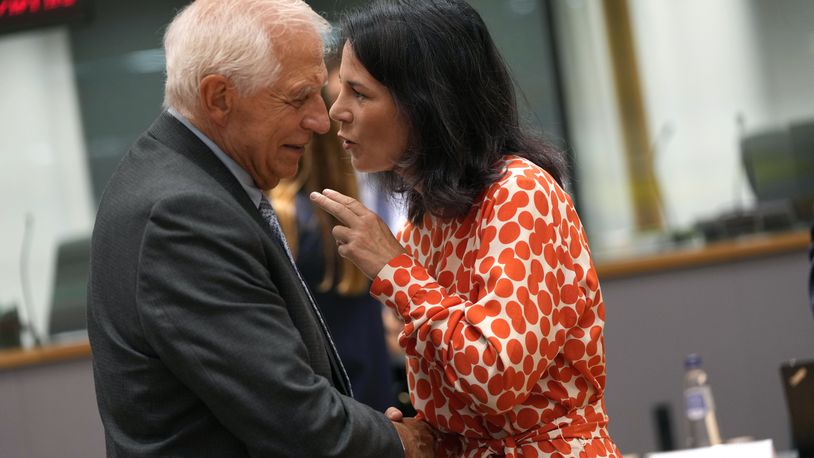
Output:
[20, 213, 42, 347]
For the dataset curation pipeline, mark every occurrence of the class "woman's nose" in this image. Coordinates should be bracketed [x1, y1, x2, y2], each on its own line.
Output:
[329, 91, 352, 123]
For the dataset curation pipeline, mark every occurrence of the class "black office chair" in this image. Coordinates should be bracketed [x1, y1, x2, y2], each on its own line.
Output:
[47, 236, 91, 341]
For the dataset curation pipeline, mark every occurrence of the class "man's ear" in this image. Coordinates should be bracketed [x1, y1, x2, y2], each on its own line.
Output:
[199, 74, 233, 127]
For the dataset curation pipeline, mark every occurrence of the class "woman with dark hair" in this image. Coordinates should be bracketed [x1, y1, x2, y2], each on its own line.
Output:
[311, 0, 621, 456]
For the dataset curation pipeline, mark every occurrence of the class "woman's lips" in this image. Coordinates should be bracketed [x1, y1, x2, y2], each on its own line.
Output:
[338, 134, 357, 150]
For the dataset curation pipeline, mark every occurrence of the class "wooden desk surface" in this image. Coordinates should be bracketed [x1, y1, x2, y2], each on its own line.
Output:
[0, 340, 91, 372]
[596, 229, 811, 280]
[0, 230, 809, 371]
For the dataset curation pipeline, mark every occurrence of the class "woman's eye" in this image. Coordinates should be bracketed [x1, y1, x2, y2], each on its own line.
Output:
[352, 88, 366, 100]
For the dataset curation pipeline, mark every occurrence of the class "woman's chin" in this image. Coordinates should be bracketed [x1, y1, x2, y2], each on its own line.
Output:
[350, 156, 369, 172]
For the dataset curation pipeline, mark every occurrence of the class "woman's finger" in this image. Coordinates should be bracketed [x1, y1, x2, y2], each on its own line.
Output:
[309, 191, 358, 225]
[322, 188, 371, 218]
[331, 225, 352, 244]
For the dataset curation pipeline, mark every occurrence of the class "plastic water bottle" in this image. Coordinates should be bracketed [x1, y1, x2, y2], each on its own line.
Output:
[683, 354, 722, 448]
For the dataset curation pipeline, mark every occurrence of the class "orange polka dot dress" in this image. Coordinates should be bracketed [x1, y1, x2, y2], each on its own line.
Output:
[371, 156, 621, 458]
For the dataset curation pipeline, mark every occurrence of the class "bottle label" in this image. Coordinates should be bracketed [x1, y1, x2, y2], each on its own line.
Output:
[685, 386, 710, 421]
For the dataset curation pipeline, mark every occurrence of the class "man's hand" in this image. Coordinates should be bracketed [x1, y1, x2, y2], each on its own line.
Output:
[386, 407, 434, 457]
[309, 189, 406, 279]
[392, 417, 435, 458]
[385, 407, 404, 422]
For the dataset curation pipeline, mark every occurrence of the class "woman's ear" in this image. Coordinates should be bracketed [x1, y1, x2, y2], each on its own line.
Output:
[198, 74, 234, 127]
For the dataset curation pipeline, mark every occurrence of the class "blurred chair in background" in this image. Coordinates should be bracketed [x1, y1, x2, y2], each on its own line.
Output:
[700, 120, 814, 243]
[48, 236, 91, 343]
[741, 120, 814, 226]
[0, 307, 21, 349]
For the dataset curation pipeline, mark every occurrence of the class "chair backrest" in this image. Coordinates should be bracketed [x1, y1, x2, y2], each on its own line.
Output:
[780, 359, 814, 458]
[741, 129, 796, 203]
[47, 236, 91, 341]
[789, 119, 814, 201]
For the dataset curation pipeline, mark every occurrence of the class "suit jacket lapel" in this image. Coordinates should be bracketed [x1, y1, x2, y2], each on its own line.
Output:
[147, 112, 270, 236]
[146, 111, 352, 396]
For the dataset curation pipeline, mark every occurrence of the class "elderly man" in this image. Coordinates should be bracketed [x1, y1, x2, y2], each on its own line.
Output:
[87, 0, 433, 456]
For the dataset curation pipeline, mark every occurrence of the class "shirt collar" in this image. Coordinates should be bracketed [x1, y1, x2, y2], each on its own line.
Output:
[167, 107, 264, 208]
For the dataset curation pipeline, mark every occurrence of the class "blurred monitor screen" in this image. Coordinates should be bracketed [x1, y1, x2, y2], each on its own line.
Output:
[0, 0, 91, 36]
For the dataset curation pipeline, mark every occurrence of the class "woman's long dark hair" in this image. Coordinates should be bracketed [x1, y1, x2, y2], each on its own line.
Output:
[341, 0, 568, 223]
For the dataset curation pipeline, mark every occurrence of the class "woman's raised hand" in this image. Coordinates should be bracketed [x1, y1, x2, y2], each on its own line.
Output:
[310, 189, 406, 279]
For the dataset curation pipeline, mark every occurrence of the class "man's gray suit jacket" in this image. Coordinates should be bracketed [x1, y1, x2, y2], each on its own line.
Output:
[87, 112, 403, 457]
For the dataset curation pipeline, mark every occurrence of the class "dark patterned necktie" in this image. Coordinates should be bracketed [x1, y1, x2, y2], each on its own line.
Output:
[258, 196, 297, 264]
[258, 196, 352, 395]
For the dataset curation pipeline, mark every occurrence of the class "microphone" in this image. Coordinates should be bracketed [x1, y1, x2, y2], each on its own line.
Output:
[19, 213, 42, 347]
[734, 112, 748, 213]
[649, 121, 675, 230]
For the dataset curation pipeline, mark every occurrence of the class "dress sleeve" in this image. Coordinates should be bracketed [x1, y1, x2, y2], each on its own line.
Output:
[371, 168, 601, 416]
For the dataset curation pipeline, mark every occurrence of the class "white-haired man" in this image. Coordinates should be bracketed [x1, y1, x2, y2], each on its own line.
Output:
[87, 0, 433, 456]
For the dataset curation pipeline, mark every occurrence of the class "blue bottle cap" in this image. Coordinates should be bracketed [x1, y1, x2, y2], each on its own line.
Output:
[685, 353, 702, 369]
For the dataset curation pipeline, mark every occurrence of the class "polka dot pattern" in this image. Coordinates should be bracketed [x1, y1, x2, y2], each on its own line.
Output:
[371, 156, 620, 457]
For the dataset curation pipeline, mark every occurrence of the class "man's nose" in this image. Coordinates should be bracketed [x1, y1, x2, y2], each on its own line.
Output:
[304, 96, 330, 134]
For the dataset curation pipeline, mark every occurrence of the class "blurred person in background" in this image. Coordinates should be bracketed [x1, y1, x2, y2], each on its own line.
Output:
[269, 83, 394, 411]
[329, 56, 414, 414]
[312, 0, 622, 456]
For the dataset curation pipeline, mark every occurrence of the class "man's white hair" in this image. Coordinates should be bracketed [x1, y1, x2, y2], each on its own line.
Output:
[163, 0, 330, 117]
